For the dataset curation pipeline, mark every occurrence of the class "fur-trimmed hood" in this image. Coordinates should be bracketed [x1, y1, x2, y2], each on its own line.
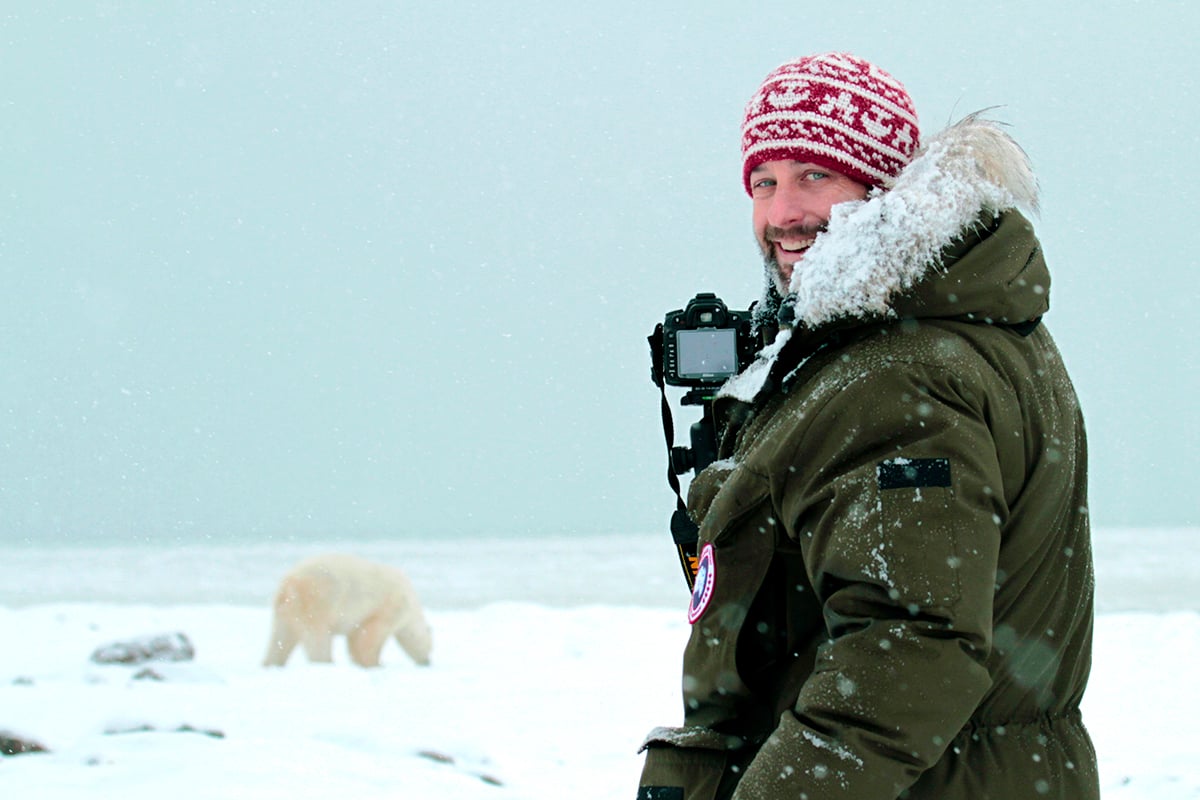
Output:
[723, 115, 1046, 402]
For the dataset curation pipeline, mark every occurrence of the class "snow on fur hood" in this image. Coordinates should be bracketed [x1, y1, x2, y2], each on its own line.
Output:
[721, 114, 1041, 402]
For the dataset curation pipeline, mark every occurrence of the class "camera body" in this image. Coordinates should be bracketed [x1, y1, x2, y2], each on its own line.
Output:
[660, 292, 756, 389]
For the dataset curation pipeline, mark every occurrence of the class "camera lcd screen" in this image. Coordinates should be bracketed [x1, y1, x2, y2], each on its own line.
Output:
[676, 328, 738, 379]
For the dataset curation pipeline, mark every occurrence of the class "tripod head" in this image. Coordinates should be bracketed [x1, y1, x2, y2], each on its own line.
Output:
[669, 389, 719, 477]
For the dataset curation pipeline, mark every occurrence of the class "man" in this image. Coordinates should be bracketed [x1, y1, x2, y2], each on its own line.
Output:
[637, 53, 1098, 799]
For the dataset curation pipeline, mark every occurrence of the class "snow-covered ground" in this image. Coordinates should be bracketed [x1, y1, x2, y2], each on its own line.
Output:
[0, 530, 1195, 798]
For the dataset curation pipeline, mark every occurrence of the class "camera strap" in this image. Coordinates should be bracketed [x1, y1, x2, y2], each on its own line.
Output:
[649, 324, 701, 591]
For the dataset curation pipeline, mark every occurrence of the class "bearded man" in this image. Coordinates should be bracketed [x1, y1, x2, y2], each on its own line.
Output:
[637, 52, 1099, 800]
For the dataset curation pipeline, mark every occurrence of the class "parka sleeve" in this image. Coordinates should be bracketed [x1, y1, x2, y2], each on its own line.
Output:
[731, 360, 1007, 799]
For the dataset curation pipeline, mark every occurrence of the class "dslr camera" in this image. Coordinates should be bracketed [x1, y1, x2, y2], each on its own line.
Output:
[658, 292, 756, 391]
[650, 292, 756, 476]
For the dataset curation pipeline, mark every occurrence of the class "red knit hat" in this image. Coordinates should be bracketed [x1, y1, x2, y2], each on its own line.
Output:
[741, 53, 920, 195]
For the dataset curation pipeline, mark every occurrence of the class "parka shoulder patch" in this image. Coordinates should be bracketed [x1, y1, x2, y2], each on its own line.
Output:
[687, 543, 716, 624]
[877, 457, 951, 490]
[637, 788, 684, 800]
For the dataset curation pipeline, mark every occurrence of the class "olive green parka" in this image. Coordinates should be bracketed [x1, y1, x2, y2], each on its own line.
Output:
[638, 117, 1099, 800]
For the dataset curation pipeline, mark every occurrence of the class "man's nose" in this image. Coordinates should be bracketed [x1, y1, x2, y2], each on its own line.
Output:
[766, 183, 812, 229]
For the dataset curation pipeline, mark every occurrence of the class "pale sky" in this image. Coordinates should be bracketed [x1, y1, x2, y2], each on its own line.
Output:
[3, 1, 1196, 544]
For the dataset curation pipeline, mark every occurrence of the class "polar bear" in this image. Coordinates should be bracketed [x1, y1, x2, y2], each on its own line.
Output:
[262, 553, 432, 668]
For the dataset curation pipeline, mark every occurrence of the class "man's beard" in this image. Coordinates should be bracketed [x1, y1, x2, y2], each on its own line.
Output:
[758, 222, 827, 294]
[760, 248, 786, 295]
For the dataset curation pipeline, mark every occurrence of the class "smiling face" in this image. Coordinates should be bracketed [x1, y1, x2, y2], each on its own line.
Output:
[751, 159, 870, 291]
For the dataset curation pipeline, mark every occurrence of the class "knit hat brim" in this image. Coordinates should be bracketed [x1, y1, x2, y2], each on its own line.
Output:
[743, 143, 888, 194]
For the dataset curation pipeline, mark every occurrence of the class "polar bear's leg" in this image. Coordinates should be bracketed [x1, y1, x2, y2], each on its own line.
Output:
[301, 629, 335, 663]
[264, 574, 313, 667]
[346, 610, 391, 668]
[263, 615, 300, 666]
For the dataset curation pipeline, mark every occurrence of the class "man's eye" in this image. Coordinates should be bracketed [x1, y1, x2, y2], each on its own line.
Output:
[752, 178, 776, 190]
[804, 171, 828, 181]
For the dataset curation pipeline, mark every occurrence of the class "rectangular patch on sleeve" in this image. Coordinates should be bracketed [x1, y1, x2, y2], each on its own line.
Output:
[637, 788, 684, 800]
[877, 457, 951, 490]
